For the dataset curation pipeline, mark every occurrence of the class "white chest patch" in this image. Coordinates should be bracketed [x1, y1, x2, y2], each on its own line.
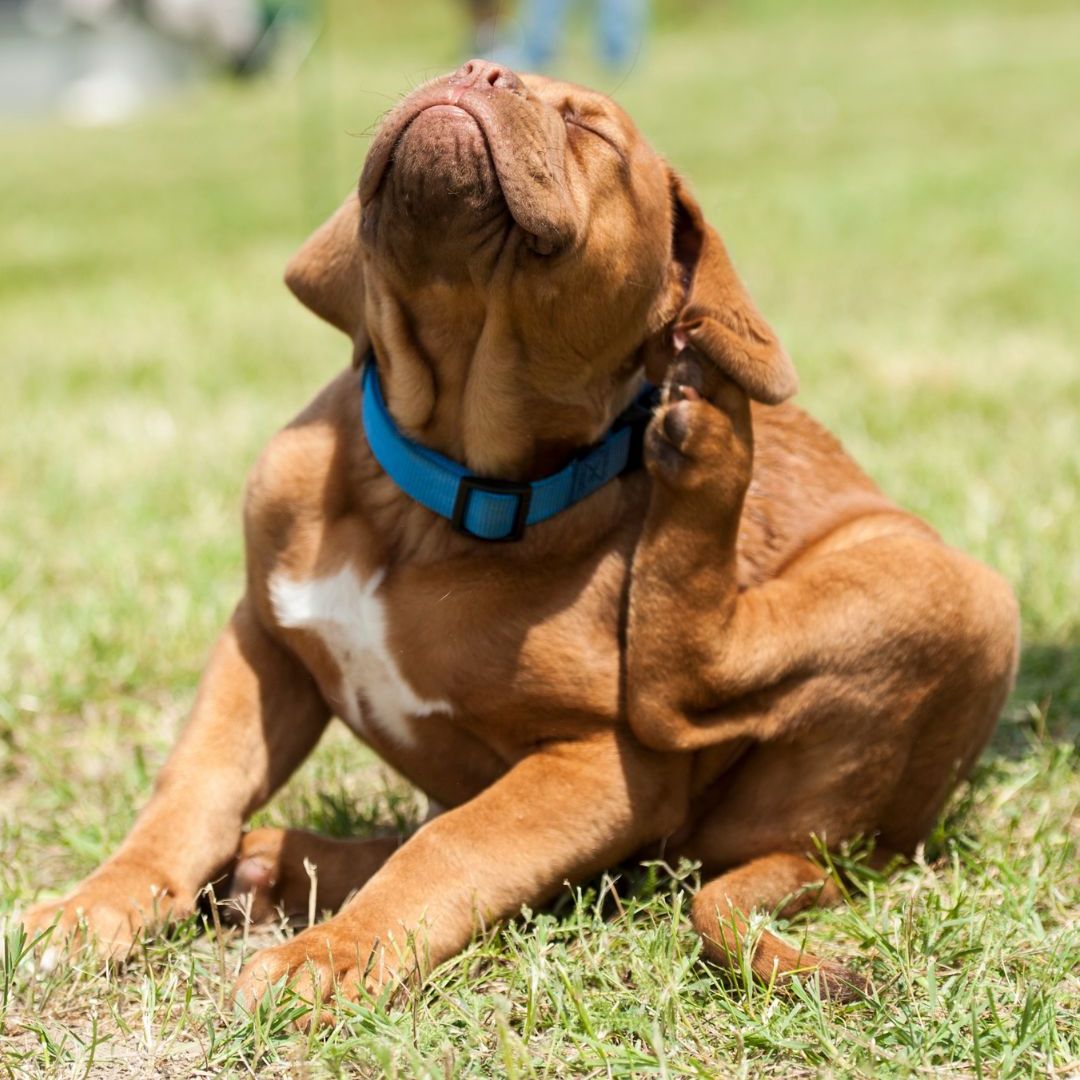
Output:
[269, 565, 450, 748]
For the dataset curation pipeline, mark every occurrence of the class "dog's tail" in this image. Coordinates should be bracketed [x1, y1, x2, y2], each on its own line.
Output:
[691, 852, 868, 1001]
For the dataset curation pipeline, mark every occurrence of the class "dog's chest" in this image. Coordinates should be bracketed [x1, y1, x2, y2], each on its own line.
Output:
[269, 565, 450, 747]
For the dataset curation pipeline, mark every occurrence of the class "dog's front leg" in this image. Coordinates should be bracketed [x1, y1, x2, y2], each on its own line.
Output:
[21, 597, 329, 962]
[232, 732, 687, 1023]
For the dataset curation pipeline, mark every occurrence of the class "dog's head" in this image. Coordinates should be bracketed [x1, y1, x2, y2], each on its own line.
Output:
[286, 61, 796, 475]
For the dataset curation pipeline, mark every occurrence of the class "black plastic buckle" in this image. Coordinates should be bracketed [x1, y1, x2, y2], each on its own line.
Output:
[619, 386, 659, 476]
[451, 475, 533, 542]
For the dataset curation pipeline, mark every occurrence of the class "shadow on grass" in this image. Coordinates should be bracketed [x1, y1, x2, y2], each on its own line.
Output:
[989, 641, 1079, 761]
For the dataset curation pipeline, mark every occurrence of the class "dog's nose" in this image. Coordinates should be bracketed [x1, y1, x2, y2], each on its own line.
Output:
[450, 59, 524, 94]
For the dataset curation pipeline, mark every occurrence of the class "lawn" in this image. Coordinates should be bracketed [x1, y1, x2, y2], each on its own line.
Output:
[1, 0, 1077, 1075]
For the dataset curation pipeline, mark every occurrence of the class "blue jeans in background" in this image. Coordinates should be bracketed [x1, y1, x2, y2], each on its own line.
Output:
[515, 0, 647, 70]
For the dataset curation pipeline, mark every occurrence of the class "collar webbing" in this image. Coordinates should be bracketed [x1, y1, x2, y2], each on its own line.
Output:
[360, 353, 654, 542]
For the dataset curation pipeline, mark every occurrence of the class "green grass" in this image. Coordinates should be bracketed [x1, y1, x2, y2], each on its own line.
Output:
[1, 0, 1078, 1075]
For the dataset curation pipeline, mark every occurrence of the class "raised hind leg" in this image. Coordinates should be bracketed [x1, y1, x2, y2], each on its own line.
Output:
[627, 349, 1018, 758]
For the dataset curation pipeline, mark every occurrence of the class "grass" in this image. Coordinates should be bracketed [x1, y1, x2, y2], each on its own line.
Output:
[1, 0, 1077, 1075]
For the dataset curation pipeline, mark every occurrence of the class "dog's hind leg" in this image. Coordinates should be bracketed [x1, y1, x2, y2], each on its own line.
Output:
[628, 350, 1019, 758]
[691, 853, 866, 1000]
[223, 828, 401, 925]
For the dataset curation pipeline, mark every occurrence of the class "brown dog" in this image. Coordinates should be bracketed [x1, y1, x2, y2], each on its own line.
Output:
[22, 61, 1019, 1010]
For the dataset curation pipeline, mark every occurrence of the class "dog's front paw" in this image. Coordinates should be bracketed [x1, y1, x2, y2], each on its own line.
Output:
[19, 864, 193, 969]
[232, 918, 399, 1028]
[645, 349, 752, 505]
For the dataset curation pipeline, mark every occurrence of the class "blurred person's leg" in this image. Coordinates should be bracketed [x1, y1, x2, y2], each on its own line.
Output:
[597, 0, 646, 68]
[518, 0, 570, 70]
[146, 0, 264, 69]
[465, 0, 500, 57]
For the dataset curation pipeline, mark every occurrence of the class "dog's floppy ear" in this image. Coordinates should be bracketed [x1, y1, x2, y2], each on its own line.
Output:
[667, 173, 797, 404]
[284, 190, 368, 349]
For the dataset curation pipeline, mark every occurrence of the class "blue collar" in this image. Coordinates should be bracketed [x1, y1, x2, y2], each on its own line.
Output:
[361, 353, 654, 542]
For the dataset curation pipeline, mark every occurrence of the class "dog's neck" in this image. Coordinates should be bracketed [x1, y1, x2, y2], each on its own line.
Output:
[371, 318, 647, 483]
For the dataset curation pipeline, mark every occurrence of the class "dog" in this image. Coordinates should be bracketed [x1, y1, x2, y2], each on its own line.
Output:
[22, 60, 1019, 1014]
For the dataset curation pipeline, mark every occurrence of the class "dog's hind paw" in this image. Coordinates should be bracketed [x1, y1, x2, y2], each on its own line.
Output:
[644, 348, 752, 508]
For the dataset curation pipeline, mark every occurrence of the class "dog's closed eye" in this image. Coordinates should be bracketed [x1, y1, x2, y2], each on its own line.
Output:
[563, 111, 624, 160]
[563, 112, 599, 135]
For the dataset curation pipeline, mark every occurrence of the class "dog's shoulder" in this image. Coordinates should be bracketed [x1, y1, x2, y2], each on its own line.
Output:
[243, 367, 361, 555]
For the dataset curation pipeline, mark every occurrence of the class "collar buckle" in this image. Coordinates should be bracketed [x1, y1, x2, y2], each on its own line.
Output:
[451, 475, 533, 542]
[362, 351, 654, 544]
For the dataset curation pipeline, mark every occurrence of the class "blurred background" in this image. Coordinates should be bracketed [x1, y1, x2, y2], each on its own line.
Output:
[0, 0, 1077, 880]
